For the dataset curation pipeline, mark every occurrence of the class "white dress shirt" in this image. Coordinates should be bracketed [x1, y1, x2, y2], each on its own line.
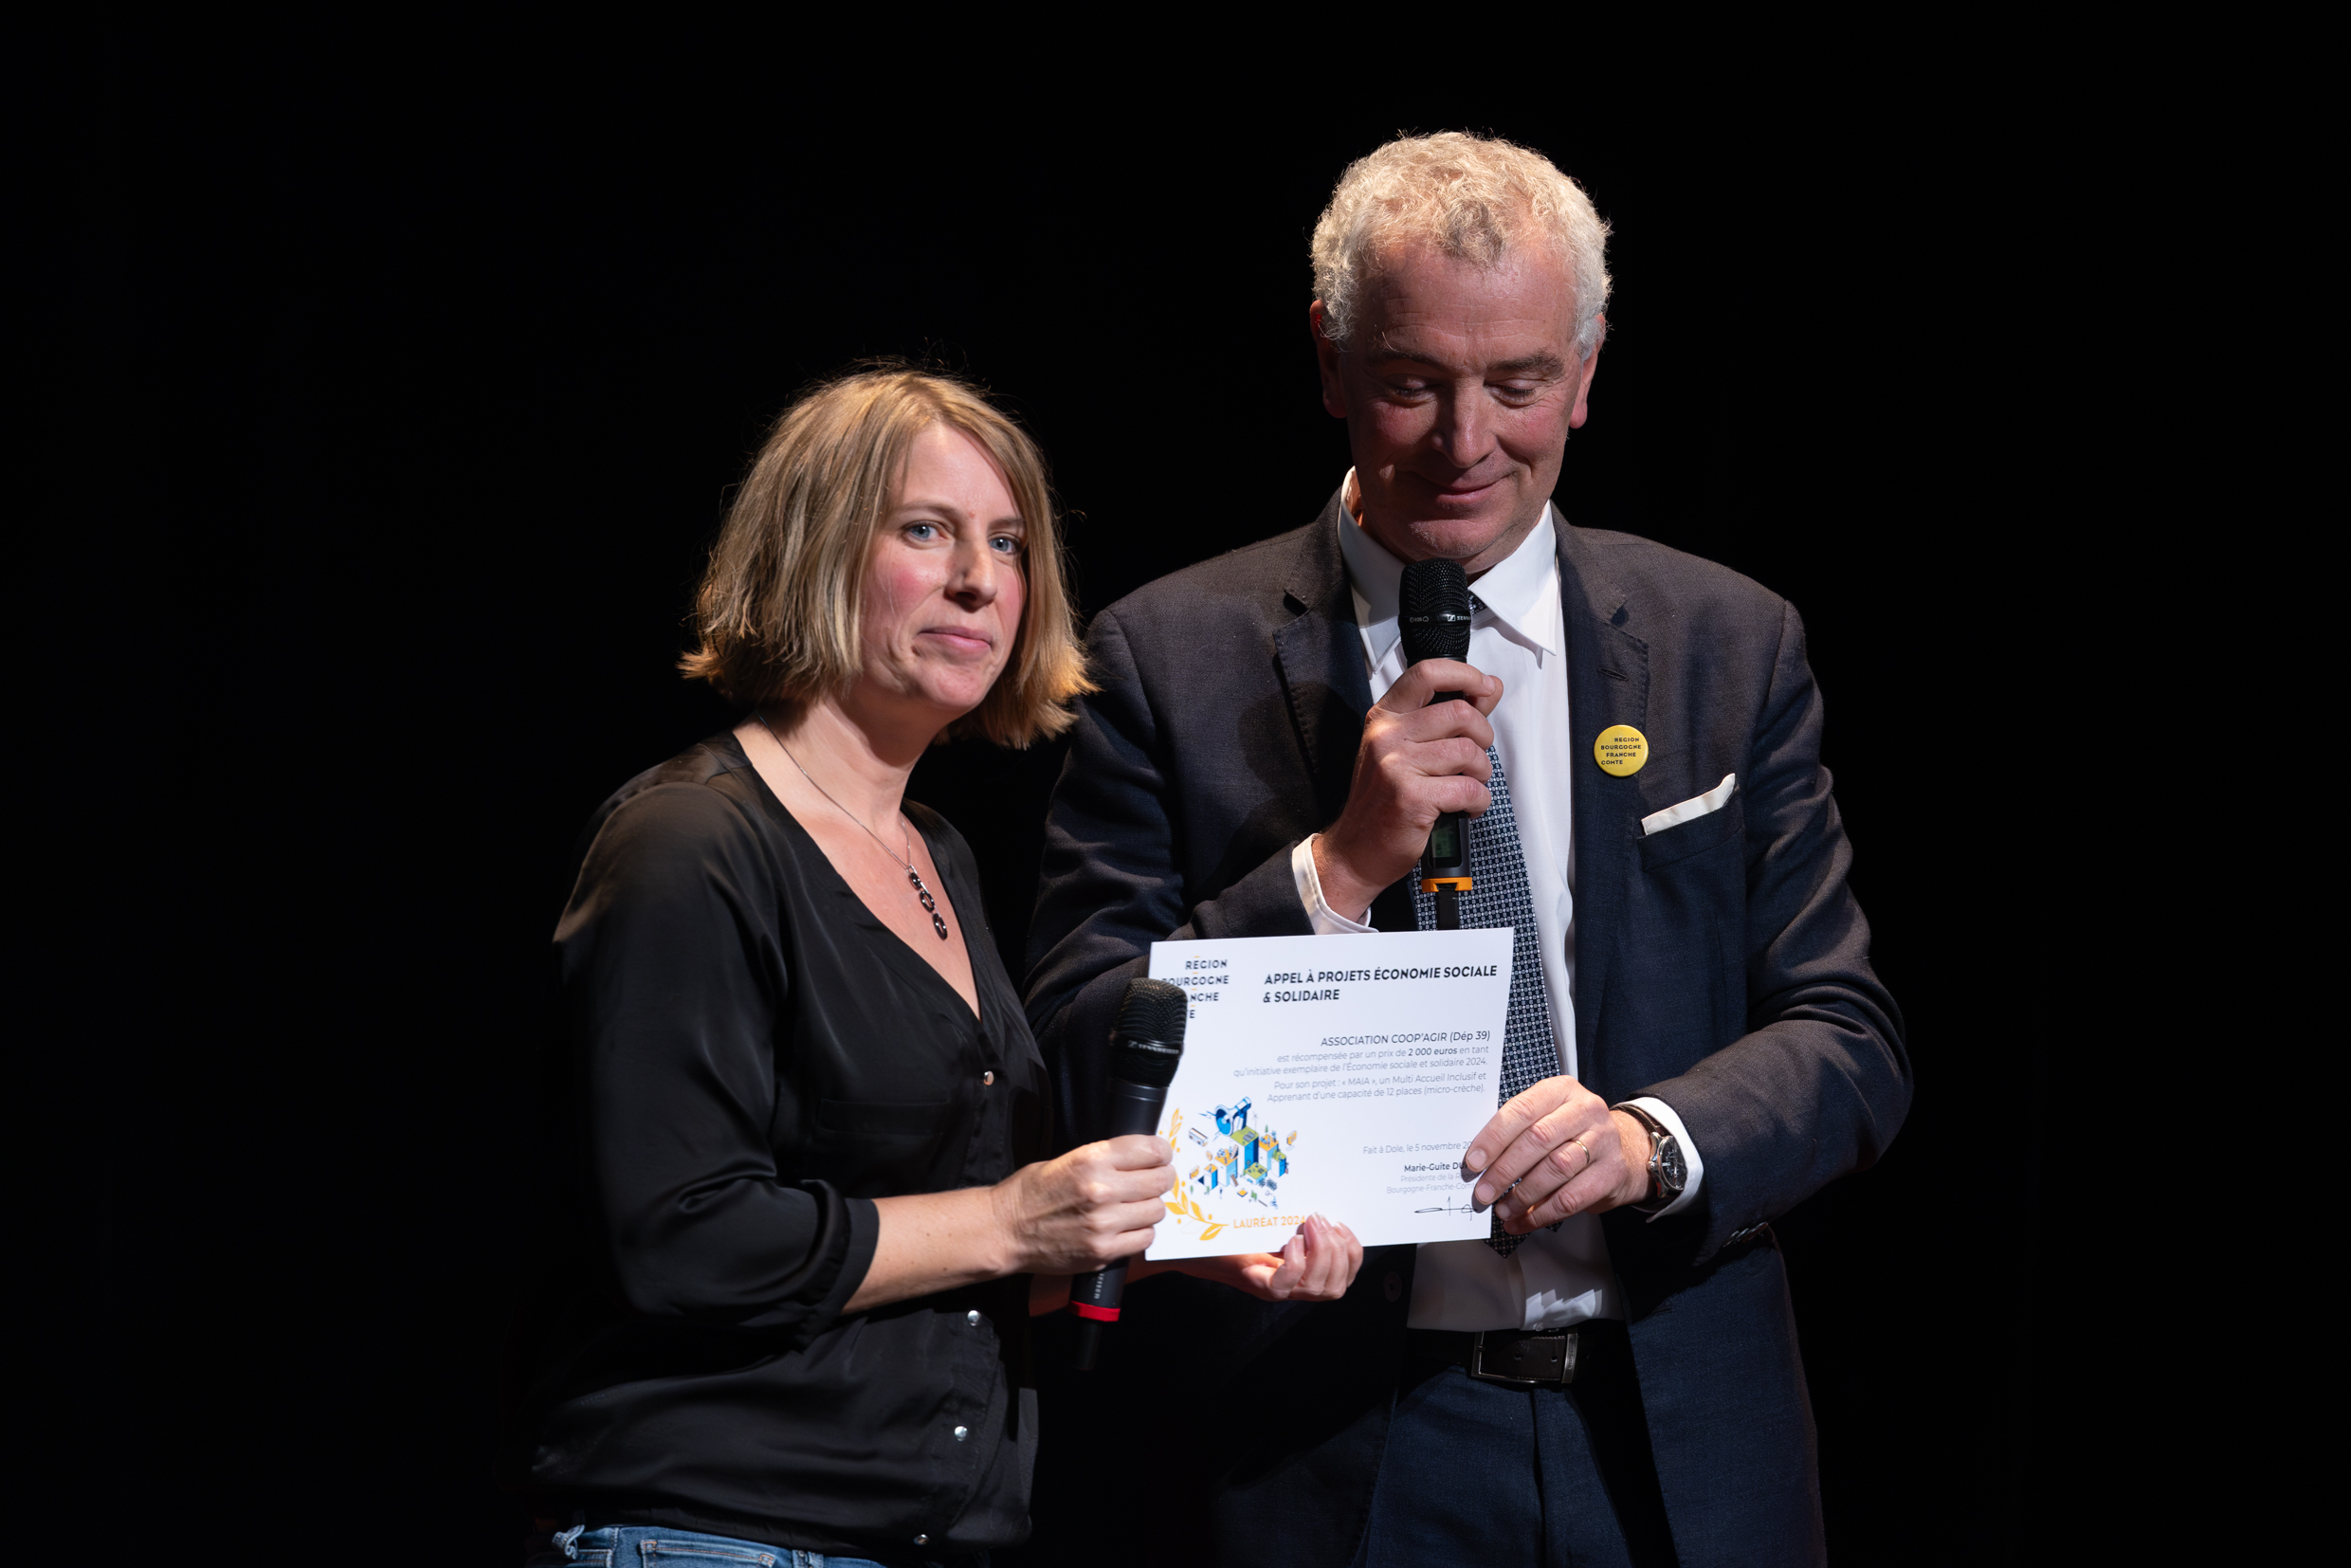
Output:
[1287, 476, 1705, 1331]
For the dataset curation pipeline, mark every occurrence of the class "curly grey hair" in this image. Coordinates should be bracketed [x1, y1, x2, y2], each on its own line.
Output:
[1311, 132, 1613, 357]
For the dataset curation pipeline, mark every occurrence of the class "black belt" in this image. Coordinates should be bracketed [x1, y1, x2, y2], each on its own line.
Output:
[1404, 1320, 1631, 1388]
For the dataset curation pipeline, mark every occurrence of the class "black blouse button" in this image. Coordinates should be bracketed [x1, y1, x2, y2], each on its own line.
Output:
[982, 1070, 995, 1085]
[966, 1309, 982, 1326]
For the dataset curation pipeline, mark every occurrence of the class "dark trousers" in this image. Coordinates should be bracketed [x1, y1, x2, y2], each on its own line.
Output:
[1358, 1322, 1677, 1568]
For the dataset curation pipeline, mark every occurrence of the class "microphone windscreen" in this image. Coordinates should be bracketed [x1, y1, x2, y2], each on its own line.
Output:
[1399, 558, 1473, 665]
[1110, 976, 1188, 1088]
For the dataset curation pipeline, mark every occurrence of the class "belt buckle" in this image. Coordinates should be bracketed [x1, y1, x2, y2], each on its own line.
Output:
[1467, 1329, 1577, 1387]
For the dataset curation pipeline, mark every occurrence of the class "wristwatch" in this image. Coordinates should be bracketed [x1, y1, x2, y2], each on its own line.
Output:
[1614, 1103, 1686, 1213]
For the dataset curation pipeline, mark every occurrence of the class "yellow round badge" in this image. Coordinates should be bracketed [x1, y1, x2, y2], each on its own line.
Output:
[1594, 724, 1649, 777]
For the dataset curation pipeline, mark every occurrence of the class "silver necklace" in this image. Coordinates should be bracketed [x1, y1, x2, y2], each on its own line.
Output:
[756, 711, 950, 942]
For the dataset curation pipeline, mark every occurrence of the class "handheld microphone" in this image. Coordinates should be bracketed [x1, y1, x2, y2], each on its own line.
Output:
[1069, 975, 1189, 1372]
[1399, 557, 1476, 929]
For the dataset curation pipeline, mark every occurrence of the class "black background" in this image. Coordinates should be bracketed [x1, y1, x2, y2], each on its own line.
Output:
[63, 39, 2050, 1566]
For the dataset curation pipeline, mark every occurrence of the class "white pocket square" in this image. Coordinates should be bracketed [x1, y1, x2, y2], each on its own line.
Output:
[1640, 773, 1737, 837]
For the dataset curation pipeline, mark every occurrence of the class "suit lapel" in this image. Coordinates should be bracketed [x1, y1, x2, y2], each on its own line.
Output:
[1268, 493, 1418, 931]
[1269, 491, 1373, 823]
[1558, 524, 1649, 1090]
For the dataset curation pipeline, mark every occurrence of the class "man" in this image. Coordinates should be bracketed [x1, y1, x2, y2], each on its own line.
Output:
[1024, 134, 1907, 1568]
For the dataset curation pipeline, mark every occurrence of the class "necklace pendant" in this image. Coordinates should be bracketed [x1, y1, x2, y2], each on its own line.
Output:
[764, 730, 955, 944]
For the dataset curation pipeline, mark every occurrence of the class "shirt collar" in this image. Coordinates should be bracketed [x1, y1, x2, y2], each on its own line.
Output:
[1335, 469, 1561, 664]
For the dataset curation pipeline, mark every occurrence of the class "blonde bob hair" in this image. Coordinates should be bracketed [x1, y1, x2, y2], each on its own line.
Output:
[682, 366, 1093, 746]
[1312, 132, 1613, 358]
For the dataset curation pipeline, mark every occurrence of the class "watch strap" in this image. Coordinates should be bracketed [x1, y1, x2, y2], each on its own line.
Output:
[1613, 1103, 1677, 1212]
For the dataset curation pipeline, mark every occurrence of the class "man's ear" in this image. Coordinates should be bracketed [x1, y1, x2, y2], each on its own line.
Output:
[1309, 301, 1349, 419]
[1569, 317, 1604, 429]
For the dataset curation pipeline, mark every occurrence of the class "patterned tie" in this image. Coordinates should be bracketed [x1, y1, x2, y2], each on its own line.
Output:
[1413, 739, 1559, 1256]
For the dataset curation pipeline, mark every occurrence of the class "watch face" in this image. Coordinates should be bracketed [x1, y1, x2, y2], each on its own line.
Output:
[1658, 1139, 1687, 1192]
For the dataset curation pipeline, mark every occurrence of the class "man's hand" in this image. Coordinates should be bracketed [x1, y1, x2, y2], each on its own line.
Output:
[1463, 1079, 1652, 1231]
[1313, 658, 1504, 920]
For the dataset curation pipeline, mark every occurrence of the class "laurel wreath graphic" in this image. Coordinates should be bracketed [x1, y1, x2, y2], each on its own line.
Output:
[1161, 1108, 1225, 1240]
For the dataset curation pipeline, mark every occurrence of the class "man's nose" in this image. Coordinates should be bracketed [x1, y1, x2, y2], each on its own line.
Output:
[1432, 390, 1495, 468]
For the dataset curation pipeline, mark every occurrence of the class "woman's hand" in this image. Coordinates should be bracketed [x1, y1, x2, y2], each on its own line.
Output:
[990, 1134, 1176, 1277]
[1148, 1214, 1363, 1304]
[849, 1138, 1173, 1314]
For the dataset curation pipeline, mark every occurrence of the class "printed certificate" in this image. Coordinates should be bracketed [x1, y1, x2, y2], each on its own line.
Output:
[1141, 929, 1512, 1259]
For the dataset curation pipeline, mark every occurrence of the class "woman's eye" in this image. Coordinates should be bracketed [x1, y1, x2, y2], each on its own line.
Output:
[905, 521, 939, 541]
[991, 535, 1024, 556]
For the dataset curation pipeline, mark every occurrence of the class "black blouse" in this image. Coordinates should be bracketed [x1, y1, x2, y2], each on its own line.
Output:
[508, 734, 1050, 1559]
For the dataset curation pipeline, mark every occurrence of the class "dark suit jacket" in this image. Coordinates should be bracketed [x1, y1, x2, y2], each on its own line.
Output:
[1024, 490, 1908, 1568]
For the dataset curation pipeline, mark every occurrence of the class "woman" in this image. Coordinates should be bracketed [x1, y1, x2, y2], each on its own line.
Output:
[510, 367, 1361, 1567]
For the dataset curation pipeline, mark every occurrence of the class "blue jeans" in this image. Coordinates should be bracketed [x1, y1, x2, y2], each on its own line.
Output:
[526, 1522, 984, 1568]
